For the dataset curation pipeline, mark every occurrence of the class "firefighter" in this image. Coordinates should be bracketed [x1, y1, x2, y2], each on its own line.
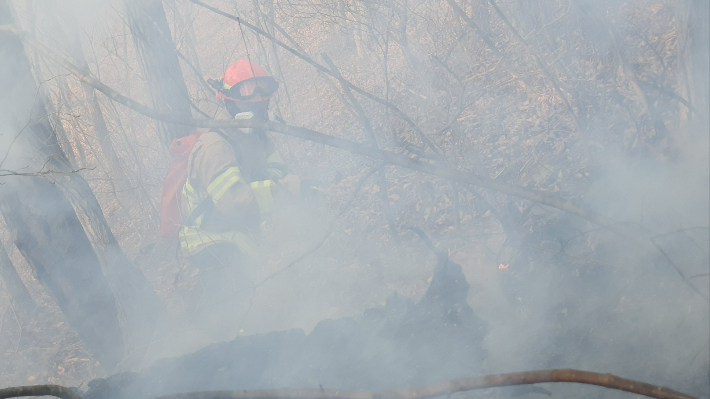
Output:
[179, 59, 298, 337]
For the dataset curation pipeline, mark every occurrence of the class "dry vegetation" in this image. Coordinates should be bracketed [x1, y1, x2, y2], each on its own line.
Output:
[0, 0, 707, 393]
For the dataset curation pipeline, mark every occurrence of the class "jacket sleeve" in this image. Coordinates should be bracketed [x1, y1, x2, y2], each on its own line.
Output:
[262, 134, 288, 180]
[193, 135, 274, 215]
[265, 149, 288, 180]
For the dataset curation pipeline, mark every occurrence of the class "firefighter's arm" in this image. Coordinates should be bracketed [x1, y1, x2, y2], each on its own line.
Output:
[262, 135, 298, 197]
[275, 174, 300, 197]
[193, 138, 261, 216]
[264, 139, 288, 180]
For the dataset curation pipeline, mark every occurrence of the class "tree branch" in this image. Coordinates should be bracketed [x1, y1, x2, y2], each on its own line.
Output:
[254, 164, 383, 289]
[321, 53, 402, 245]
[0, 167, 90, 178]
[188, 0, 442, 157]
[444, 0, 500, 55]
[150, 368, 697, 399]
[486, 0, 580, 130]
[11, 28, 613, 230]
[444, 0, 581, 131]
[0, 384, 81, 399]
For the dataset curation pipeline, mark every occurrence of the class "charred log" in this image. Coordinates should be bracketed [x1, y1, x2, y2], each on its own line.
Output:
[80, 257, 486, 399]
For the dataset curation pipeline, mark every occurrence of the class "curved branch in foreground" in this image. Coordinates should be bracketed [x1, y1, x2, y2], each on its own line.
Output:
[0, 369, 697, 399]
[0, 384, 81, 399]
[153, 369, 696, 399]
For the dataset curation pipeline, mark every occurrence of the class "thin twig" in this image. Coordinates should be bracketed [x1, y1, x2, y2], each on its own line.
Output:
[321, 53, 402, 245]
[254, 164, 382, 288]
[650, 236, 709, 301]
[187, 0, 442, 157]
[636, 79, 698, 115]
[486, 0, 581, 131]
[444, 0, 500, 55]
[0, 167, 91, 178]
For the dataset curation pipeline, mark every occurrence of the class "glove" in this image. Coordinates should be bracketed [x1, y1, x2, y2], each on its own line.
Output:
[277, 174, 301, 197]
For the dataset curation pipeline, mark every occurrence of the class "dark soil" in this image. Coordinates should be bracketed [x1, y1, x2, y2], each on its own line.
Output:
[81, 256, 487, 399]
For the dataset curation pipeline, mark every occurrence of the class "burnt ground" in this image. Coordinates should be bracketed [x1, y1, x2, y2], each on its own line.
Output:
[79, 212, 710, 399]
[80, 255, 489, 399]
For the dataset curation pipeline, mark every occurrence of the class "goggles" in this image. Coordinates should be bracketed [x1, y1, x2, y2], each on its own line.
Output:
[213, 76, 279, 102]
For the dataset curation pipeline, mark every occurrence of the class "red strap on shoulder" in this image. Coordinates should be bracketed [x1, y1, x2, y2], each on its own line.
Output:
[169, 129, 209, 157]
[160, 130, 210, 238]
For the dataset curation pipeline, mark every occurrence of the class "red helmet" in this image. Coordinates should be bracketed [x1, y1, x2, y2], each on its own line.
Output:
[216, 59, 278, 103]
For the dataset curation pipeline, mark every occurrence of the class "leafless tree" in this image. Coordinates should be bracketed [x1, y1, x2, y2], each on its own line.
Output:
[0, 0, 162, 369]
[124, 0, 194, 147]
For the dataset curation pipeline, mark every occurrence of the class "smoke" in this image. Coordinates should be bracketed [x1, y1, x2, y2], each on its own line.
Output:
[0, 0, 708, 397]
[481, 117, 709, 389]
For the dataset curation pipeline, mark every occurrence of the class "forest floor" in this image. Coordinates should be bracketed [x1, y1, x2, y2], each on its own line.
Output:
[0, 191, 511, 387]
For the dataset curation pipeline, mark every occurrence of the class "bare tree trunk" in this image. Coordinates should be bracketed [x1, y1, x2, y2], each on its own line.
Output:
[674, 0, 708, 146]
[0, 182, 126, 369]
[54, 170, 163, 356]
[32, 0, 163, 347]
[47, 0, 126, 182]
[22, 0, 78, 167]
[42, 0, 159, 220]
[0, 241, 35, 315]
[0, 1, 160, 368]
[164, 0, 202, 75]
[0, 2, 125, 367]
[123, 0, 193, 147]
[691, 1, 710, 122]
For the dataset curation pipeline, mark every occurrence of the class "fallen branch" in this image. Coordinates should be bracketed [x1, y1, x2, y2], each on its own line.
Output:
[6, 26, 611, 229]
[0, 384, 81, 399]
[150, 369, 697, 399]
[17, 23, 710, 303]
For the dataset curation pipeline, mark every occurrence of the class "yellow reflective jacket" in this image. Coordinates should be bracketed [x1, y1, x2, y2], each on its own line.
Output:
[178, 128, 287, 258]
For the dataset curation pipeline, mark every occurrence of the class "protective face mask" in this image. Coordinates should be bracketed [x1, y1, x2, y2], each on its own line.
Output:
[233, 111, 276, 134]
[234, 112, 255, 134]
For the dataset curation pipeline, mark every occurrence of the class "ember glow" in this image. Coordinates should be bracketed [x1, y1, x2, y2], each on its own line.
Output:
[498, 264, 509, 270]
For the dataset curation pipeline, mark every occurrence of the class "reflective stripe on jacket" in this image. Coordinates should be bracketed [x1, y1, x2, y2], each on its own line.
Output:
[265, 150, 287, 179]
[178, 130, 284, 257]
